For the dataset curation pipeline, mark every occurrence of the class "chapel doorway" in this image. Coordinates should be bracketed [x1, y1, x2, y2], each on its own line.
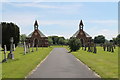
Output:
[80, 39, 84, 47]
[34, 38, 38, 47]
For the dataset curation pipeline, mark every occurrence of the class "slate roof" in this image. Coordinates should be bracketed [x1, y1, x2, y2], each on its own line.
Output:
[72, 30, 91, 37]
[28, 29, 46, 37]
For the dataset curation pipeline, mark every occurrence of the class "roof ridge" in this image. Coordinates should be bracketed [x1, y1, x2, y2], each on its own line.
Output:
[72, 30, 91, 37]
[28, 29, 46, 37]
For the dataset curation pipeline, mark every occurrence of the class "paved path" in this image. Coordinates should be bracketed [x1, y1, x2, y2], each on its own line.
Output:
[27, 48, 99, 78]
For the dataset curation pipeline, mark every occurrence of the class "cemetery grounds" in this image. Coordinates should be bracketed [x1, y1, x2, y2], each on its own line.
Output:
[70, 46, 119, 78]
[1, 46, 119, 78]
[2, 46, 53, 78]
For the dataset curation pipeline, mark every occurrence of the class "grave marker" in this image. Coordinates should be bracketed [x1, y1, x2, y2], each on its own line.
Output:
[2, 45, 7, 62]
[13, 44, 15, 51]
[24, 42, 26, 55]
[7, 37, 14, 59]
[32, 42, 34, 52]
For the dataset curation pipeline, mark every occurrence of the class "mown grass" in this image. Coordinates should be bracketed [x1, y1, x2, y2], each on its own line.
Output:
[2, 47, 53, 78]
[1, 45, 119, 78]
[70, 46, 118, 78]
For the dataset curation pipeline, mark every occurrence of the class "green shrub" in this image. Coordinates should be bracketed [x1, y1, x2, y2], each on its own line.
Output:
[68, 37, 81, 52]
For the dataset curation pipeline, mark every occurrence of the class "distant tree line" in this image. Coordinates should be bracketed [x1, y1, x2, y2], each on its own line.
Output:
[94, 35, 105, 44]
[19, 34, 120, 47]
[48, 36, 69, 46]
[93, 34, 120, 47]
[1, 22, 20, 50]
[20, 34, 27, 44]
[111, 34, 120, 46]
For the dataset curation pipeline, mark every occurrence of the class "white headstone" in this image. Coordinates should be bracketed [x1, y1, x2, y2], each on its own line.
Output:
[28, 43, 30, 53]
[26, 45, 28, 53]
[4, 45, 7, 53]
[13, 44, 15, 51]
[24, 42, 26, 55]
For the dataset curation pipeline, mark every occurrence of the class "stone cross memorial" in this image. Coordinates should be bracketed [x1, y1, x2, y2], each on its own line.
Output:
[7, 37, 14, 59]
[2, 45, 7, 62]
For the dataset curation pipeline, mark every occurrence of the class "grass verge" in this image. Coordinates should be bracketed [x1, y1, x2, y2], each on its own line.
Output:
[2, 47, 53, 78]
[69, 47, 118, 78]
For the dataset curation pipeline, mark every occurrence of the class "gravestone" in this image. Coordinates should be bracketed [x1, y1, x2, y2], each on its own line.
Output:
[13, 44, 15, 51]
[24, 42, 26, 55]
[106, 45, 109, 51]
[2, 45, 7, 62]
[111, 45, 114, 52]
[28, 43, 30, 53]
[88, 45, 92, 52]
[87, 43, 91, 52]
[84, 45, 87, 51]
[93, 44, 97, 53]
[109, 45, 112, 52]
[103, 44, 106, 51]
[32, 42, 34, 52]
[7, 37, 14, 59]
[26, 45, 28, 53]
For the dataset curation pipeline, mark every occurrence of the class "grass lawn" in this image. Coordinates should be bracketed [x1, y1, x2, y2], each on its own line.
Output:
[2, 46, 53, 78]
[1, 45, 119, 78]
[70, 46, 118, 78]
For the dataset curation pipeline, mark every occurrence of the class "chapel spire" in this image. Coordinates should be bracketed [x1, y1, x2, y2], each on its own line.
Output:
[34, 20, 39, 30]
[79, 20, 84, 30]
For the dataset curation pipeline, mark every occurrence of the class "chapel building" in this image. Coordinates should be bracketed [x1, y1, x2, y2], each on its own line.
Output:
[72, 20, 92, 46]
[26, 20, 48, 47]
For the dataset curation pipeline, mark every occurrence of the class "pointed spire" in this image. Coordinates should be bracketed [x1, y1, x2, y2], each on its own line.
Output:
[79, 20, 84, 30]
[34, 20, 39, 30]
[80, 20, 83, 26]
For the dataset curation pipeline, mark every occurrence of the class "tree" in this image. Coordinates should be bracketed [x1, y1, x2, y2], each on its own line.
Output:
[48, 37, 53, 46]
[51, 36, 59, 45]
[94, 35, 105, 44]
[48, 36, 66, 45]
[112, 38, 117, 45]
[58, 38, 64, 45]
[109, 40, 113, 43]
[20, 34, 27, 44]
[116, 34, 120, 46]
[64, 39, 69, 45]
[1, 22, 20, 50]
[68, 37, 81, 52]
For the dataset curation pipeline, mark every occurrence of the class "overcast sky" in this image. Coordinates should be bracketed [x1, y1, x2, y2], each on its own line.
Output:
[1, 1, 118, 40]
